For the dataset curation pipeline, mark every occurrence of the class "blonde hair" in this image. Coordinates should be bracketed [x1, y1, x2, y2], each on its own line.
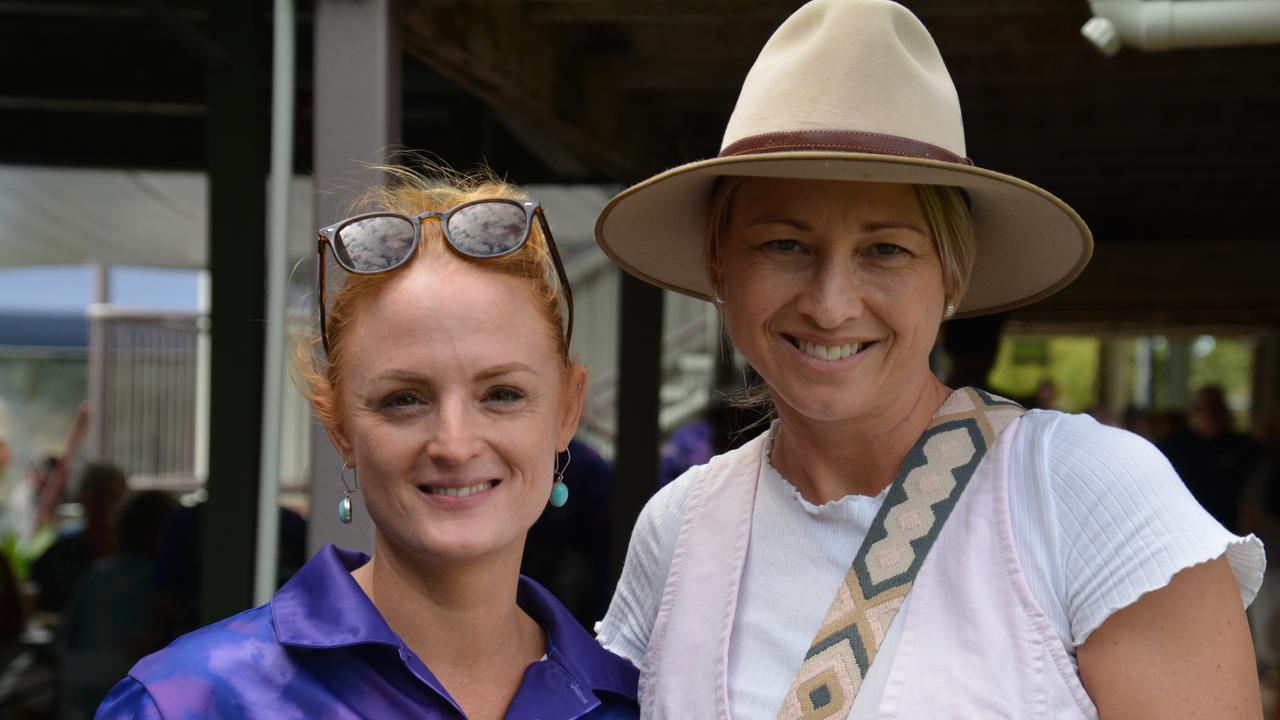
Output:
[295, 165, 571, 428]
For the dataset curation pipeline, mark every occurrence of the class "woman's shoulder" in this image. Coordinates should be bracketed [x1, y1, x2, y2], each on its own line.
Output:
[131, 604, 280, 679]
[1007, 409, 1264, 646]
[1013, 409, 1176, 490]
[100, 604, 287, 717]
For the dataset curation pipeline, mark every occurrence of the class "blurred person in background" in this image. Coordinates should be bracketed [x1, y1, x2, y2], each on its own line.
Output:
[28, 463, 126, 615]
[1, 455, 57, 551]
[96, 167, 638, 719]
[1122, 404, 1153, 441]
[1241, 410, 1280, 693]
[939, 313, 1006, 391]
[657, 419, 714, 489]
[146, 502, 307, 643]
[1028, 377, 1059, 410]
[0, 550, 55, 719]
[60, 490, 179, 719]
[523, 438, 616, 628]
[1164, 385, 1261, 534]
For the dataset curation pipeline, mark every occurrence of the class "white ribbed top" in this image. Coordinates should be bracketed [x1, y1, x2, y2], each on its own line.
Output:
[597, 410, 1265, 718]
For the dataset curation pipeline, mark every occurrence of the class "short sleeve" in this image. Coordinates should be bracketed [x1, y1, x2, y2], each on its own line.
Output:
[95, 677, 163, 720]
[594, 465, 700, 667]
[1018, 411, 1265, 648]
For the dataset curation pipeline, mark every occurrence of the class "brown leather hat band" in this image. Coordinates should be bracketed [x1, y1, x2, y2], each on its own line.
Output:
[719, 130, 972, 166]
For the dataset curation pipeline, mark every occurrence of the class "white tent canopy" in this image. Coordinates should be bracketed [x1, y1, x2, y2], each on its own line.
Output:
[0, 164, 611, 270]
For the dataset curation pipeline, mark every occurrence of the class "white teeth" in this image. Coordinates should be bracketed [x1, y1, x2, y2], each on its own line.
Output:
[427, 481, 494, 498]
[796, 338, 866, 361]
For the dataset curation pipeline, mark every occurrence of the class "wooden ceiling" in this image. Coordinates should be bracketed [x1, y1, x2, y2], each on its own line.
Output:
[3, 0, 1277, 327]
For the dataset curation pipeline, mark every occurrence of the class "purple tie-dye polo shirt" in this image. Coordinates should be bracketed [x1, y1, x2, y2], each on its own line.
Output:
[96, 545, 638, 719]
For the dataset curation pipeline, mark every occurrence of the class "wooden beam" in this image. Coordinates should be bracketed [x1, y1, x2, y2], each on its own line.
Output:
[397, 1, 646, 179]
[1013, 241, 1280, 328]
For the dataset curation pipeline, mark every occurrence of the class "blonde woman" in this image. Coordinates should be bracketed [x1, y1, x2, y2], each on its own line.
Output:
[594, 1, 1264, 717]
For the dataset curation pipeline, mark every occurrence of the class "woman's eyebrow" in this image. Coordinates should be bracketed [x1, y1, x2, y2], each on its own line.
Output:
[370, 369, 429, 384]
[746, 215, 927, 237]
[473, 362, 537, 382]
[745, 214, 813, 231]
[862, 220, 928, 236]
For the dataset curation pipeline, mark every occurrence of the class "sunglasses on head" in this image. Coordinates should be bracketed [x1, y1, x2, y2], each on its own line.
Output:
[316, 198, 574, 354]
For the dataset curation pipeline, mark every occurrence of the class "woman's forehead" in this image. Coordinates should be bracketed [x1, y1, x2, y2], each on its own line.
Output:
[344, 260, 559, 370]
[731, 177, 924, 223]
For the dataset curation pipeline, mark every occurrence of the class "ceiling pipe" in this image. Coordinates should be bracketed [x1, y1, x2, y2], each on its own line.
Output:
[1083, 0, 1280, 56]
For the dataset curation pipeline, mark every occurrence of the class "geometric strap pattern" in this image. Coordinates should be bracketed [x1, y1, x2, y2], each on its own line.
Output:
[777, 387, 1025, 719]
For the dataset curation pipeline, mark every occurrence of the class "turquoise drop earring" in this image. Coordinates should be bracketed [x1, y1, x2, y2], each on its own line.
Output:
[338, 463, 357, 524]
[549, 446, 571, 508]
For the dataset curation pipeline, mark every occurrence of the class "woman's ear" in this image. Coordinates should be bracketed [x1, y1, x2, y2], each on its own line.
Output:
[557, 363, 588, 451]
[323, 418, 356, 468]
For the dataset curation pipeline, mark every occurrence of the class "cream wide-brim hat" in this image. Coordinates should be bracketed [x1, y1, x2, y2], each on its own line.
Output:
[594, 0, 1093, 318]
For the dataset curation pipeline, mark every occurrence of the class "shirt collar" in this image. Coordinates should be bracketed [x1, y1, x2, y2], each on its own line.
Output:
[271, 544, 637, 703]
[517, 574, 639, 702]
[271, 544, 399, 649]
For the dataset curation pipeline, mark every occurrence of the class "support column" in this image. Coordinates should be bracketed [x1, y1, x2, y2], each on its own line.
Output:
[1165, 337, 1193, 410]
[202, 0, 268, 624]
[612, 275, 663, 580]
[1132, 336, 1153, 408]
[307, 0, 400, 556]
[1252, 328, 1279, 435]
[86, 264, 109, 458]
[1098, 337, 1131, 416]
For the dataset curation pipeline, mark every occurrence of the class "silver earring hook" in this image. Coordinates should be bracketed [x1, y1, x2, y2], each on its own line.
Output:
[340, 463, 357, 493]
[554, 444, 572, 483]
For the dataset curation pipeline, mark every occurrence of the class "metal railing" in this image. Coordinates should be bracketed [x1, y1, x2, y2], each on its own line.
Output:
[88, 306, 203, 489]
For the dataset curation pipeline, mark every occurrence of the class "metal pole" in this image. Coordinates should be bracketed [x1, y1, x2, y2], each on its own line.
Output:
[254, 0, 295, 605]
[611, 275, 663, 580]
[194, 271, 210, 484]
[201, 0, 267, 624]
[308, 0, 400, 556]
[86, 263, 110, 458]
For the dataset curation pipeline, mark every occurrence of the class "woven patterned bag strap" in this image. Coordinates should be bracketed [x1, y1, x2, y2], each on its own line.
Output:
[777, 388, 1025, 719]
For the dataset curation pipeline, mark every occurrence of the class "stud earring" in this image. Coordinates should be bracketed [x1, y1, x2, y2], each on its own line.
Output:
[549, 446, 572, 508]
[338, 463, 357, 524]
[944, 300, 956, 319]
[712, 282, 726, 304]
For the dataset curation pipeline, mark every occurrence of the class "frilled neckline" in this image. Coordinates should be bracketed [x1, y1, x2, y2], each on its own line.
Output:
[761, 420, 892, 516]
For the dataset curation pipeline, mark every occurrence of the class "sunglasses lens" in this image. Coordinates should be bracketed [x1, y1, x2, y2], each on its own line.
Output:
[335, 215, 416, 272]
[447, 202, 528, 258]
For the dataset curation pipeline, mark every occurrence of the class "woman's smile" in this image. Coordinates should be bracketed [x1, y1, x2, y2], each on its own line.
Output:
[779, 332, 879, 372]
[415, 478, 501, 508]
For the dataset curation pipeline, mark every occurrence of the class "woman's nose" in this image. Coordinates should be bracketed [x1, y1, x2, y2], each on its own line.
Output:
[796, 258, 864, 329]
[425, 400, 482, 466]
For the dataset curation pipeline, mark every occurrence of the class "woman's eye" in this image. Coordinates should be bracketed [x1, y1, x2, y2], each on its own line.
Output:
[869, 242, 906, 257]
[764, 239, 804, 254]
[384, 392, 421, 409]
[484, 387, 526, 405]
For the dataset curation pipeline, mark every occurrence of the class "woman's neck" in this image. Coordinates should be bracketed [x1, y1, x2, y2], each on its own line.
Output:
[770, 374, 953, 505]
[352, 535, 543, 720]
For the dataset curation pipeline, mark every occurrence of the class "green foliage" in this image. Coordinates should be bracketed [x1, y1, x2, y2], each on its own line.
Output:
[0, 524, 54, 582]
[1190, 335, 1255, 427]
[988, 335, 1100, 411]
[986, 333, 1257, 422]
